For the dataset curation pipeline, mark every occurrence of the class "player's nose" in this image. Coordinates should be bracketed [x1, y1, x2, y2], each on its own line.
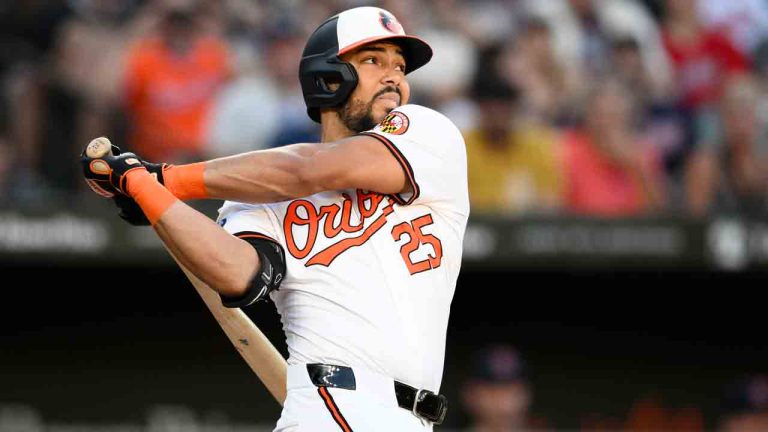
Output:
[382, 68, 403, 86]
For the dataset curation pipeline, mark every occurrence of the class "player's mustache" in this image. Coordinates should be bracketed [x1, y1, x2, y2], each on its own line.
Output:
[373, 86, 401, 101]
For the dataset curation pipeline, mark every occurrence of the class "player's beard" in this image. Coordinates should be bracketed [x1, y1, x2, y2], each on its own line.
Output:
[338, 86, 400, 133]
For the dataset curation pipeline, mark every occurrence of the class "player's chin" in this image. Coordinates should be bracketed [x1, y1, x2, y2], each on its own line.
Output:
[372, 102, 398, 121]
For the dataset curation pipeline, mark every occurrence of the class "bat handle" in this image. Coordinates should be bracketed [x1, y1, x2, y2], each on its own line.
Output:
[86, 137, 112, 159]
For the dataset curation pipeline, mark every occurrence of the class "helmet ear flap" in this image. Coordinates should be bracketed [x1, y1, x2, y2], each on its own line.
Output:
[300, 53, 359, 123]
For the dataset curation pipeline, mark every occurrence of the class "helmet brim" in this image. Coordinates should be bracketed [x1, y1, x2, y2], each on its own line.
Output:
[337, 35, 433, 74]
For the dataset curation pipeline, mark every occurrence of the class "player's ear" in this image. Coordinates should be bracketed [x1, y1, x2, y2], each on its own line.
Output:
[321, 77, 342, 92]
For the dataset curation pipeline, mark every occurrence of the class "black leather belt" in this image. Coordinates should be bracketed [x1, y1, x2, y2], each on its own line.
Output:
[306, 363, 448, 425]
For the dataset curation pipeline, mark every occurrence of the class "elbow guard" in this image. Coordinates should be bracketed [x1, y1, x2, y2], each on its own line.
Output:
[220, 233, 286, 308]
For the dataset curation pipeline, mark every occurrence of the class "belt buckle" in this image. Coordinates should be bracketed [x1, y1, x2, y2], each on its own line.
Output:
[411, 389, 448, 425]
[411, 388, 427, 418]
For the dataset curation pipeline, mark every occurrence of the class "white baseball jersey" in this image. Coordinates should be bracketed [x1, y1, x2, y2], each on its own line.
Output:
[217, 104, 468, 393]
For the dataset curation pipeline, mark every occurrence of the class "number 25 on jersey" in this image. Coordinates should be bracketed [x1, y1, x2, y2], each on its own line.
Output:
[391, 214, 443, 275]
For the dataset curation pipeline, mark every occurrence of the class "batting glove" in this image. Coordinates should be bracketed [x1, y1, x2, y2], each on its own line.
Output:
[81, 142, 173, 225]
[81, 143, 147, 197]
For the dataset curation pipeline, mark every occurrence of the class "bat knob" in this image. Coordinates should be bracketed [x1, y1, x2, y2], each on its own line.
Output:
[86, 137, 112, 159]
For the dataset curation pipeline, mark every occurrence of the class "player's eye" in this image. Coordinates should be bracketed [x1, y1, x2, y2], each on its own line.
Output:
[395, 64, 406, 72]
[362, 57, 377, 64]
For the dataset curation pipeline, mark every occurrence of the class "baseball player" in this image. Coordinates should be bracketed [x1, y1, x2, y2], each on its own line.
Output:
[81, 6, 468, 431]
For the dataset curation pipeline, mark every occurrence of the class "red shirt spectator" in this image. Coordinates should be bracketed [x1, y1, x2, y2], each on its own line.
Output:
[662, 23, 748, 108]
[562, 78, 665, 217]
[563, 130, 663, 217]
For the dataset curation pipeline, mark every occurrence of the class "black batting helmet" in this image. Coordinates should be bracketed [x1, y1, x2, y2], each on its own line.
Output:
[299, 7, 433, 123]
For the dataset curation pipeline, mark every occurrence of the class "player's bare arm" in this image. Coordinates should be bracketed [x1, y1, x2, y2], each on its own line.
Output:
[153, 201, 259, 297]
[202, 134, 408, 203]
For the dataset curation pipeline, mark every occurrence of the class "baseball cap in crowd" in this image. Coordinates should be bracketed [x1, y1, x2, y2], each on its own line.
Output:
[469, 345, 528, 383]
[723, 374, 768, 414]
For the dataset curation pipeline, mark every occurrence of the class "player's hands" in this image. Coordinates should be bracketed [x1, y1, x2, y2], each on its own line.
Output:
[81, 139, 171, 195]
[113, 158, 173, 225]
[81, 138, 173, 225]
[81, 141, 147, 197]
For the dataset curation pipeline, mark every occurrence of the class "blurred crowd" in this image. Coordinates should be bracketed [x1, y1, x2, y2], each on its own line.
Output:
[457, 344, 768, 432]
[2, 0, 768, 218]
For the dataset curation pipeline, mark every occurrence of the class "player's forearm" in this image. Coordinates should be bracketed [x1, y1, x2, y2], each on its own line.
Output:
[206, 145, 322, 202]
[165, 144, 324, 203]
[125, 170, 258, 296]
[153, 202, 260, 297]
[164, 135, 405, 203]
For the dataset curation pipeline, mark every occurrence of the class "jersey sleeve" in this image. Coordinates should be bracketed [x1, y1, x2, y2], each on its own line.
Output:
[217, 201, 283, 245]
[360, 104, 468, 215]
[215, 201, 286, 307]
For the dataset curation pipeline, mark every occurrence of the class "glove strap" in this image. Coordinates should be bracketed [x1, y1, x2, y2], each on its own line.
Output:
[163, 163, 208, 200]
[126, 170, 178, 225]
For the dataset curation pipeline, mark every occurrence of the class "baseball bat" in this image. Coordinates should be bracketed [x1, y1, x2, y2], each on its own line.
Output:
[85, 137, 113, 174]
[85, 137, 288, 405]
[166, 248, 288, 406]
[85, 136, 113, 158]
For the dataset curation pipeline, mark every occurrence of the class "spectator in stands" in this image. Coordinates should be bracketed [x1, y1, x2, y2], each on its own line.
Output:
[505, 17, 576, 125]
[0, 139, 11, 204]
[0, 1, 74, 200]
[265, 32, 320, 147]
[751, 39, 768, 124]
[720, 374, 768, 432]
[205, 1, 281, 156]
[611, 35, 690, 205]
[686, 75, 768, 216]
[405, 0, 477, 131]
[612, 36, 662, 106]
[441, 0, 520, 47]
[563, 78, 666, 216]
[661, 0, 748, 111]
[460, 345, 544, 432]
[524, 0, 672, 106]
[123, 0, 232, 162]
[465, 45, 562, 215]
[698, 0, 768, 57]
[52, 0, 146, 125]
[624, 394, 704, 431]
[48, 0, 153, 194]
[662, 0, 750, 210]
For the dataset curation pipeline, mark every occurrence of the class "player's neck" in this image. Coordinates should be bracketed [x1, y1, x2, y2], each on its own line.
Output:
[319, 111, 356, 143]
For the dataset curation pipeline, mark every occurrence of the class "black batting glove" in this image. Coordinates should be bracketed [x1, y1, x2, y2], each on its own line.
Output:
[81, 143, 146, 197]
[113, 194, 151, 226]
[81, 139, 173, 225]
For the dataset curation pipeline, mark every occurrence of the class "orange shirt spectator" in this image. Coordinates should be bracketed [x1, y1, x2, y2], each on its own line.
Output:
[563, 130, 662, 217]
[124, 34, 231, 161]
